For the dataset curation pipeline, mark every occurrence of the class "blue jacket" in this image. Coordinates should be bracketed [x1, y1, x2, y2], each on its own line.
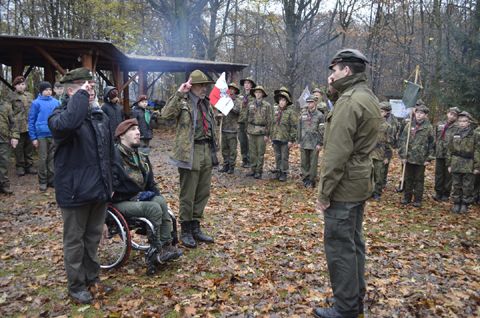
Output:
[28, 94, 59, 140]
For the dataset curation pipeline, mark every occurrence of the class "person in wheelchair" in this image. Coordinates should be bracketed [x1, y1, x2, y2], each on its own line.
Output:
[111, 118, 183, 264]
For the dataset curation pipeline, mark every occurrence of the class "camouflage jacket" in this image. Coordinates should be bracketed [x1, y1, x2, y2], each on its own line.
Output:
[270, 104, 297, 143]
[434, 118, 458, 158]
[398, 119, 435, 165]
[219, 95, 241, 132]
[446, 127, 475, 173]
[0, 101, 20, 143]
[163, 91, 219, 169]
[297, 108, 324, 149]
[371, 119, 394, 161]
[6, 90, 34, 133]
[246, 99, 272, 136]
[474, 127, 480, 171]
[317, 102, 327, 114]
[238, 92, 255, 123]
[385, 113, 400, 148]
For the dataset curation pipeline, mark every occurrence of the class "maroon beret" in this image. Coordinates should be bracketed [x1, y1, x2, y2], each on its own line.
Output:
[136, 95, 148, 104]
[115, 118, 139, 137]
[12, 76, 26, 87]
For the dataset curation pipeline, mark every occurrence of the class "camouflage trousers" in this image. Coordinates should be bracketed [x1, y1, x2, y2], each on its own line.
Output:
[249, 135, 266, 174]
[404, 163, 426, 200]
[37, 137, 55, 185]
[221, 132, 238, 166]
[301, 148, 319, 183]
[0, 143, 12, 184]
[273, 143, 290, 173]
[451, 173, 475, 204]
[238, 123, 250, 163]
[14, 132, 34, 170]
[372, 159, 386, 196]
[382, 162, 390, 186]
[434, 158, 452, 196]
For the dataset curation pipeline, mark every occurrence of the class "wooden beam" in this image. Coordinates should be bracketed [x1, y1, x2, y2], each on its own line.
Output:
[139, 68, 148, 95]
[23, 65, 34, 79]
[119, 66, 145, 93]
[147, 72, 165, 90]
[113, 64, 121, 90]
[11, 51, 23, 78]
[44, 62, 55, 84]
[210, 68, 220, 79]
[231, 71, 237, 84]
[92, 52, 99, 73]
[34, 46, 66, 75]
[123, 66, 130, 117]
[81, 53, 93, 71]
[0, 75, 14, 91]
[96, 70, 114, 86]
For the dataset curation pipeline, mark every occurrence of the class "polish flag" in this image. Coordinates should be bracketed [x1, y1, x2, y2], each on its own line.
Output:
[209, 72, 234, 116]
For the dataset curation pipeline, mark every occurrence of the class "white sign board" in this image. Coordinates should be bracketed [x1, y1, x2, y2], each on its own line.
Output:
[390, 99, 410, 118]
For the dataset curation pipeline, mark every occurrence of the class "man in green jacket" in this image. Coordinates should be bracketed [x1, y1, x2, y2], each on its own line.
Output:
[382, 102, 399, 188]
[218, 83, 241, 174]
[237, 77, 256, 168]
[162, 70, 219, 249]
[0, 101, 19, 194]
[314, 49, 381, 318]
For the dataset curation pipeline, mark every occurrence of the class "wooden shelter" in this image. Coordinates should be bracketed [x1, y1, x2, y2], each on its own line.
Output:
[0, 35, 248, 115]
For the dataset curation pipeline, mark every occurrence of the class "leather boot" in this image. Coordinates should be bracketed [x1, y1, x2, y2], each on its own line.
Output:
[227, 165, 234, 174]
[219, 162, 229, 173]
[271, 171, 281, 180]
[279, 172, 287, 182]
[460, 203, 469, 214]
[180, 222, 197, 248]
[191, 220, 214, 243]
[400, 194, 412, 205]
[452, 203, 461, 213]
[0, 182, 13, 194]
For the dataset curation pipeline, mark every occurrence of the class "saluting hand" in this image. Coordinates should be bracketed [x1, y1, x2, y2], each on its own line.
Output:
[178, 78, 193, 94]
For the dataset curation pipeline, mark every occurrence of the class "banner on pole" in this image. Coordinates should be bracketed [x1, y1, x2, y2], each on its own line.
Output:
[402, 81, 421, 109]
[209, 72, 234, 116]
[297, 85, 310, 108]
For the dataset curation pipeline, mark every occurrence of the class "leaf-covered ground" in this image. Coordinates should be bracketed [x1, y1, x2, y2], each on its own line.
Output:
[1, 128, 479, 318]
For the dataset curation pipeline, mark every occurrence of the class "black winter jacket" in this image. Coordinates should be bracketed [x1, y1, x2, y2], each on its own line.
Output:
[131, 106, 154, 139]
[101, 100, 125, 136]
[48, 90, 118, 207]
[111, 147, 160, 202]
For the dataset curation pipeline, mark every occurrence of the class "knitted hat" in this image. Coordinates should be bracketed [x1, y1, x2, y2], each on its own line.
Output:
[108, 89, 119, 100]
[12, 76, 26, 87]
[115, 119, 139, 137]
[136, 95, 148, 104]
[39, 82, 52, 95]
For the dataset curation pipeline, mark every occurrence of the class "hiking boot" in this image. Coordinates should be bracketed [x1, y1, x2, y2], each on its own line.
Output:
[452, 203, 461, 213]
[413, 200, 422, 207]
[243, 161, 250, 168]
[25, 167, 37, 175]
[163, 244, 184, 260]
[433, 193, 442, 201]
[240, 161, 245, 167]
[156, 246, 175, 264]
[47, 182, 55, 188]
[441, 194, 450, 202]
[191, 220, 214, 243]
[313, 306, 356, 318]
[180, 222, 197, 248]
[0, 183, 13, 194]
[219, 163, 229, 173]
[39, 183, 47, 191]
[254, 173, 262, 179]
[460, 203, 469, 214]
[270, 169, 279, 174]
[271, 171, 281, 180]
[70, 290, 93, 304]
[87, 281, 114, 294]
[400, 194, 412, 205]
[279, 172, 287, 182]
[373, 195, 381, 201]
[17, 168, 25, 177]
[228, 165, 235, 174]
[325, 297, 364, 317]
[246, 171, 255, 177]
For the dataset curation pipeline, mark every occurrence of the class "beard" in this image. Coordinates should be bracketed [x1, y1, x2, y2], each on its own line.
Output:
[130, 141, 141, 149]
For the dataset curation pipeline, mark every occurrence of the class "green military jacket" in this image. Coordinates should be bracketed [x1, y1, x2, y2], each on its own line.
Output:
[385, 113, 400, 148]
[317, 101, 327, 114]
[6, 90, 34, 133]
[297, 108, 324, 149]
[270, 104, 297, 143]
[447, 127, 475, 173]
[372, 119, 394, 161]
[0, 101, 20, 143]
[318, 73, 381, 205]
[237, 92, 255, 124]
[434, 118, 458, 158]
[474, 127, 480, 171]
[246, 99, 272, 136]
[398, 119, 435, 165]
[220, 95, 241, 132]
[163, 91, 219, 169]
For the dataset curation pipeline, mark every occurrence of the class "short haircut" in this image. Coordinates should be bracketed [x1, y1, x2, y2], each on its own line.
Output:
[54, 82, 64, 88]
[337, 61, 366, 74]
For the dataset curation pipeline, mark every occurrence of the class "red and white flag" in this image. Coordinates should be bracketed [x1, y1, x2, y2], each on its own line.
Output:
[209, 72, 234, 116]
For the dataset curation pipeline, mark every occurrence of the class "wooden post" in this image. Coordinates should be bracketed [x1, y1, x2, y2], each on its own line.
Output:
[81, 54, 93, 71]
[11, 51, 23, 79]
[44, 61, 55, 85]
[123, 66, 130, 117]
[139, 68, 148, 95]
[231, 71, 237, 84]
[113, 64, 121, 89]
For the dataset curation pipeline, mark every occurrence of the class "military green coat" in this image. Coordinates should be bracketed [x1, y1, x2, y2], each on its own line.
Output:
[219, 95, 241, 132]
[318, 73, 381, 205]
[270, 104, 297, 143]
[474, 127, 480, 171]
[297, 108, 324, 149]
[163, 91, 219, 169]
[385, 113, 400, 148]
[398, 119, 435, 165]
[246, 99, 272, 136]
[0, 101, 20, 143]
[447, 127, 475, 173]
[6, 90, 34, 133]
[372, 119, 394, 161]
[237, 93, 255, 124]
[434, 118, 458, 158]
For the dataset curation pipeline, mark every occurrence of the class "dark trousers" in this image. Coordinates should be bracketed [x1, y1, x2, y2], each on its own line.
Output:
[37, 137, 55, 185]
[373, 159, 385, 196]
[61, 202, 106, 293]
[435, 158, 452, 195]
[324, 200, 366, 316]
[221, 132, 238, 166]
[0, 143, 11, 184]
[14, 132, 34, 170]
[451, 173, 475, 204]
[238, 123, 250, 163]
[404, 163, 426, 200]
[382, 162, 390, 186]
[273, 143, 290, 173]
[301, 148, 319, 183]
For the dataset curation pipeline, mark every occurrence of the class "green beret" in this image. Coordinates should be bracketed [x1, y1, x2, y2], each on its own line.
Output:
[60, 67, 94, 84]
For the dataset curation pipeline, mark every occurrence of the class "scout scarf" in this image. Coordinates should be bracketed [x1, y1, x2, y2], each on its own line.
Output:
[254, 98, 262, 115]
[117, 143, 145, 188]
[276, 107, 283, 126]
[308, 110, 314, 127]
[145, 109, 151, 125]
[440, 122, 452, 140]
[198, 100, 209, 133]
[243, 92, 248, 108]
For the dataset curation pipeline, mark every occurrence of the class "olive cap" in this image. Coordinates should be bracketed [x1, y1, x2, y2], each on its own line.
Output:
[60, 67, 94, 83]
[250, 85, 268, 98]
[228, 83, 240, 95]
[189, 70, 214, 85]
[448, 107, 461, 114]
[379, 102, 392, 111]
[458, 111, 472, 121]
[274, 86, 292, 98]
[312, 88, 323, 94]
[240, 77, 256, 88]
[415, 104, 430, 114]
[306, 94, 318, 102]
[274, 91, 292, 105]
[329, 49, 369, 70]
[415, 99, 425, 107]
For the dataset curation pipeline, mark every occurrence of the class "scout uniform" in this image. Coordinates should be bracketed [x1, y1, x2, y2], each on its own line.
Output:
[246, 86, 272, 179]
[238, 77, 256, 168]
[312, 88, 327, 114]
[272, 86, 292, 117]
[162, 70, 219, 248]
[218, 83, 241, 174]
[297, 95, 324, 187]
[434, 107, 460, 201]
[398, 104, 435, 207]
[371, 105, 394, 200]
[270, 91, 297, 182]
[382, 102, 400, 187]
[6, 76, 36, 176]
[0, 101, 19, 194]
[447, 112, 476, 213]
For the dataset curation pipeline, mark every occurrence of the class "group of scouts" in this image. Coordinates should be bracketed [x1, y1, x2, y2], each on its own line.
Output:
[217, 78, 326, 187]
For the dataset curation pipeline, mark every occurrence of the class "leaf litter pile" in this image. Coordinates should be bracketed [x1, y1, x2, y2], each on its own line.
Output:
[1, 128, 479, 318]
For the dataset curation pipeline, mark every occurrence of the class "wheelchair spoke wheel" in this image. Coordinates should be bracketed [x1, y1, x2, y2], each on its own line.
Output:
[99, 207, 131, 270]
[130, 229, 151, 252]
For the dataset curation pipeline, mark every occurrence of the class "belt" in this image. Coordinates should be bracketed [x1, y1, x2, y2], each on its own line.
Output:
[194, 139, 211, 145]
[250, 123, 266, 127]
[453, 152, 473, 160]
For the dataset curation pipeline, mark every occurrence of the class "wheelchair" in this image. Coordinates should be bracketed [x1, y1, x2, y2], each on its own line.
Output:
[98, 205, 179, 276]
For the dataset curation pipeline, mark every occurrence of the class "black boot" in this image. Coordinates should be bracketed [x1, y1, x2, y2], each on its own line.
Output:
[219, 162, 229, 173]
[228, 165, 235, 174]
[271, 171, 281, 180]
[180, 222, 197, 248]
[460, 203, 469, 214]
[452, 203, 461, 213]
[279, 172, 287, 182]
[433, 192, 442, 201]
[191, 220, 214, 243]
[400, 194, 412, 205]
[0, 182, 13, 194]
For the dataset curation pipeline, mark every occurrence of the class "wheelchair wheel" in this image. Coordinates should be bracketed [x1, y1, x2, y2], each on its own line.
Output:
[130, 228, 151, 252]
[99, 207, 131, 270]
[147, 264, 157, 276]
[168, 209, 179, 247]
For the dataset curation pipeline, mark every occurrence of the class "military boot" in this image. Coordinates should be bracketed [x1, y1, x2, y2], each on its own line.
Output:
[180, 222, 197, 248]
[460, 203, 469, 214]
[279, 172, 287, 182]
[413, 199, 422, 207]
[163, 243, 184, 260]
[271, 171, 281, 180]
[191, 220, 214, 243]
[25, 167, 37, 175]
[433, 193, 442, 201]
[400, 194, 412, 205]
[17, 168, 25, 177]
[219, 162, 229, 173]
[0, 182, 13, 194]
[243, 161, 250, 168]
[452, 203, 461, 213]
[227, 165, 235, 174]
